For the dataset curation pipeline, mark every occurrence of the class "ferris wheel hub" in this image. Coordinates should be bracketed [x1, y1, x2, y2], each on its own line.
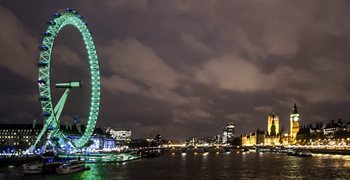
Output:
[55, 81, 83, 88]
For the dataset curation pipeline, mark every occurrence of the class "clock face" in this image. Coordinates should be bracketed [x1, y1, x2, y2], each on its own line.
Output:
[293, 117, 299, 121]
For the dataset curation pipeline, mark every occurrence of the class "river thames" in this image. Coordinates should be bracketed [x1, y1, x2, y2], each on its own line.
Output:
[2, 151, 350, 179]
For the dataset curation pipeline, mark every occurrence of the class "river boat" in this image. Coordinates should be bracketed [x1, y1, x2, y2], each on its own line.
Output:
[22, 162, 43, 175]
[287, 150, 312, 157]
[55, 159, 89, 174]
[43, 160, 63, 174]
[140, 149, 161, 158]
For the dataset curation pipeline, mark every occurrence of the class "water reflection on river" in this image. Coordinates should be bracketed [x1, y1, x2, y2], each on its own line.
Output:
[2, 152, 350, 179]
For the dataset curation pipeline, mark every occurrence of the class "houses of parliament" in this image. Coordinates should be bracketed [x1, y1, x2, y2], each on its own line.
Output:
[242, 103, 300, 146]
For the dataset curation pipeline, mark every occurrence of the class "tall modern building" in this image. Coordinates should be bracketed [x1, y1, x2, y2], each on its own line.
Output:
[290, 103, 300, 143]
[222, 122, 235, 144]
[267, 112, 280, 136]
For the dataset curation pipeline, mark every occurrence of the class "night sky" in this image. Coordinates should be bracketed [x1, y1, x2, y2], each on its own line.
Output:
[1, 1, 350, 139]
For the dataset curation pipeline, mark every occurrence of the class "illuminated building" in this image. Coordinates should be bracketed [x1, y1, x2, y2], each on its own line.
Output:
[242, 129, 265, 146]
[279, 127, 289, 146]
[0, 124, 42, 151]
[255, 129, 265, 145]
[108, 128, 131, 144]
[240, 103, 350, 147]
[201, 136, 220, 145]
[289, 103, 300, 144]
[246, 132, 256, 146]
[0, 123, 116, 152]
[184, 137, 199, 147]
[264, 112, 280, 146]
[242, 109, 286, 146]
[295, 119, 350, 146]
[222, 122, 235, 144]
[155, 134, 162, 145]
[264, 133, 280, 146]
[242, 134, 257, 146]
[323, 119, 344, 138]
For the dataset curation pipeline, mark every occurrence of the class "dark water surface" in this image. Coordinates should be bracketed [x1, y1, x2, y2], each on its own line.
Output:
[2, 152, 350, 179]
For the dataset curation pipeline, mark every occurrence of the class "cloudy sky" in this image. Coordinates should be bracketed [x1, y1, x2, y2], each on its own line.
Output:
[1, 0, 350, 139]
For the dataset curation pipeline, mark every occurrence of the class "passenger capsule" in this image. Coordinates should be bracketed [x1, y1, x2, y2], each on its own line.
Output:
[47, 20, 56, 25]
[39, 96, 49, 101]
[41, 112, 51, 118]
[37, 79, 47, 85]
[65, 8, 74, 12]
[37, 60, 48, 67]
[38, 45, 49, 51]
[52, 12, 61, 17]
[42, 32, 52, 37]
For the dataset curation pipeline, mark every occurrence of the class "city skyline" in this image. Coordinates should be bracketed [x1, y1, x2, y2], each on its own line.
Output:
[2, 1, 350, 139]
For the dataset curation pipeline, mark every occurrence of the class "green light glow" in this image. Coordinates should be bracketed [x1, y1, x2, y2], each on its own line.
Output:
[33, 9, 101, 149]
[59, 153, 140, 163]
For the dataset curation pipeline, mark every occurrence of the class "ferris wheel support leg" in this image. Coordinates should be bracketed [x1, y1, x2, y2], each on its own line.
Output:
[40, 133, 53, 154]
[27, 124, 48, 153]
[54, 88, 71, 123]
[28, 88, 70, 154]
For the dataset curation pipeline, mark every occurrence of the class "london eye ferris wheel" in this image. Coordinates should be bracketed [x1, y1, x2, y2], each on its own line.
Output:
[29, 8, 101, 153]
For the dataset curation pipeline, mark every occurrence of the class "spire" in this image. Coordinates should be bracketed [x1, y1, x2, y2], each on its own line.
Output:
[272, 104, 277, 113]
[292, 103, 298, 114]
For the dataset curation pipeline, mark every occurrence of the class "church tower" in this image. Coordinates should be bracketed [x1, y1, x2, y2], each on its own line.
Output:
[290, 103, 300, 143]
[267, 112, 279, 136]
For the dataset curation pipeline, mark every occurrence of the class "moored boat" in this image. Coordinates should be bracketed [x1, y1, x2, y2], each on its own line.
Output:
[287, 150, 312, 157]
[43, 161, 63, 174]
[55, 159, 88, 174]
[22, 162, 43, 175]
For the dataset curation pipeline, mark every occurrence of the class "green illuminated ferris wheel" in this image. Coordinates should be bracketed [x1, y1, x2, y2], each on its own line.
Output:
[30, 8, 100, 152]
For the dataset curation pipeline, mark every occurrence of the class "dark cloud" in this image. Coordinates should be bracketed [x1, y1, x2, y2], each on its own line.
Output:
[2, 1, 350, 139]
[0, 6, 37, 79]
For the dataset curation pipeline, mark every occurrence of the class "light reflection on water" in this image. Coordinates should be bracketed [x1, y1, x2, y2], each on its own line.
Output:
[2, 152, 350, 179]
[77, 163, 105, 180]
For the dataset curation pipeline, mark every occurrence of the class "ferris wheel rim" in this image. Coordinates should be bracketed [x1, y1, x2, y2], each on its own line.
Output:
[37, 8, 100, 148]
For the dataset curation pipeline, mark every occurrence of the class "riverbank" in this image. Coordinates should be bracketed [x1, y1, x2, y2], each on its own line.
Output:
[0, 155, 41, 166]
[308, 149, 350, 155]
[254, 146, 350, 155]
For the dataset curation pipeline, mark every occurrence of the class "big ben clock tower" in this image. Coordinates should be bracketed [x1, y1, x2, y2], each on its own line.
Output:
[290, 103, 300, 144]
